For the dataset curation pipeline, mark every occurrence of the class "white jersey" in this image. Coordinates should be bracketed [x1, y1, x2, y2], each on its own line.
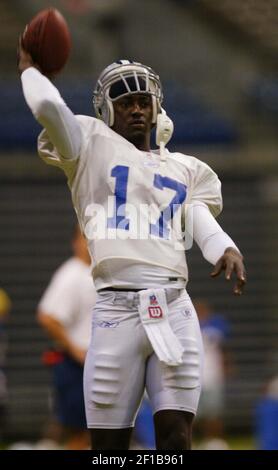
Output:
[38, 257, 96, 350]
[21, 67, 239, 291]
[38, 117, 222, 290]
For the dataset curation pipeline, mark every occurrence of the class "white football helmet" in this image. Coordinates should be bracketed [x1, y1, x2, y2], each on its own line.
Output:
[93, 59, 163, 127]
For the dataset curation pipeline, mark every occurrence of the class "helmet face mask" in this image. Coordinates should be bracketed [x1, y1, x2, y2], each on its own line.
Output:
[93, 60, 163, 127]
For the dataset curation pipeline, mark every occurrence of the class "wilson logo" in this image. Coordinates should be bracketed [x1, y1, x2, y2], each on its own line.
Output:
[148, 306, 163, 318]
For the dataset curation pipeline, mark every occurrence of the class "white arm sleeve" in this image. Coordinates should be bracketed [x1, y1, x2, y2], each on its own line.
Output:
[21, 67, 81, 160]
[192, 203, 239, 265]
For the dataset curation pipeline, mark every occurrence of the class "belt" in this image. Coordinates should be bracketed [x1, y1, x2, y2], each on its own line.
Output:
[98, 287, 183, 305]
[99, 287, 144, 292]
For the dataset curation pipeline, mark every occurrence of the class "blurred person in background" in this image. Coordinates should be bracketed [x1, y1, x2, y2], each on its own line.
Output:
[0, 288, 11, 440]
[132, 394, 155, 450]
[37, 226, 96, 450]
[194, 299, 234, 450]
[255, 376, 278, 450]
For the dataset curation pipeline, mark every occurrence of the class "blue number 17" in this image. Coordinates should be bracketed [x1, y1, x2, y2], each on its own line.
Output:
[108, 165, 187, 239]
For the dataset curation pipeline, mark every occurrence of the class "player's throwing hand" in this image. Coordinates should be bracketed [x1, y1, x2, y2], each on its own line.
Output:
[17, 37, 36, 74]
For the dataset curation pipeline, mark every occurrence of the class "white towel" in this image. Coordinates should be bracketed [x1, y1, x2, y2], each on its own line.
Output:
[138, 289, 184, 366]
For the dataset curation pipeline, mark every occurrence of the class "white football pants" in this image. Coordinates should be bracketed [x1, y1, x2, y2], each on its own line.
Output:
[84, 288, 204, 429]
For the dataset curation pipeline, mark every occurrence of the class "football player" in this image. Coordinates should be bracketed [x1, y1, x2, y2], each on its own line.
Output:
[18, 45, 246, 450]
[37, 226, 96, 449]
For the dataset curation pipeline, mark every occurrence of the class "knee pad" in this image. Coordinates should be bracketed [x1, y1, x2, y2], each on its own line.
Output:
[91, 353, 122, 406]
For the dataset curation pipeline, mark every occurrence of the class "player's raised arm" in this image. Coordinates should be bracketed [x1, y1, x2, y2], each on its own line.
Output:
[17, 9, 81, 162]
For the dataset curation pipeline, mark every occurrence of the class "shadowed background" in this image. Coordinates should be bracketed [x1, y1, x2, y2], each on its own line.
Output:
[0, 0, 278, 448]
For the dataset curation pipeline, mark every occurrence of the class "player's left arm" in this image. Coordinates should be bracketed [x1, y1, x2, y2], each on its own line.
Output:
[192, 203, 247, 295]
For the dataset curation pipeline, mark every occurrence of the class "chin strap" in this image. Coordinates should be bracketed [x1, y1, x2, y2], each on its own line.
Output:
[156, 108, 174, 163]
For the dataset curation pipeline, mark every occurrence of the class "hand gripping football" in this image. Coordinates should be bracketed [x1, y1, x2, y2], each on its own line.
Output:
[22, 8, 71, 75]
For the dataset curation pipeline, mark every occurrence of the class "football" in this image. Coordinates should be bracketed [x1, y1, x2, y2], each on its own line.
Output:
[22, 8, 71, 75]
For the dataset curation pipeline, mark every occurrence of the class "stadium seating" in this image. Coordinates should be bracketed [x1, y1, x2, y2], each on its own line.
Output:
[0, 81, 238, 150]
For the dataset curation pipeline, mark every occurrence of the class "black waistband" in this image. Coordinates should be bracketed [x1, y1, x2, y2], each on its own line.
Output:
[99, 287, 147, 292]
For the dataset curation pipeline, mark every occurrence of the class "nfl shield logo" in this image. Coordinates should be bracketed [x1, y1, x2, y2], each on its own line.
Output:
[149, 294, 158, 305]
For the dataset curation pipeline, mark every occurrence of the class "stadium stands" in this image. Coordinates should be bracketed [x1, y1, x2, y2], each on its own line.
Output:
[199, 0, 278, 56]
[0, 81, 238, 151]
